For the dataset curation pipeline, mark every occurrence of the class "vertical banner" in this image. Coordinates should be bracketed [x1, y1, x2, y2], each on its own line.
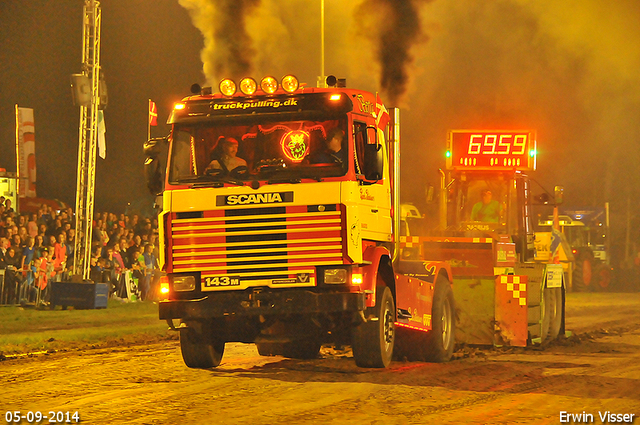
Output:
[15, 106, 37, 198]
[97, 110, 106, 159]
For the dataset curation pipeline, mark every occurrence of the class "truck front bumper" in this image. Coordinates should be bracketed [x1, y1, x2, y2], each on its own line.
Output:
[159, 289, 367, 321]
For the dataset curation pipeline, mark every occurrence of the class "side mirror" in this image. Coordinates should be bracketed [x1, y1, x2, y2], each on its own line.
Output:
[363, 143, 384, 181]
[144, 137, 167, 196]
[426, 184, 435, 204]
[535, 193, 551, 205]
[554, 186, 564, 205]
[362, 126, 383, 181]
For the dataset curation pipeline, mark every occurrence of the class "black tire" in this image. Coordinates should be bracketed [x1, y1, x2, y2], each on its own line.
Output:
[541, 286, 563, 341]
[425, 276, 455, 362]
[592, 263, 612, 292]
[352, 286, 395, 368]
[573, 255, 593, 292]
[179, 326, 225, 369]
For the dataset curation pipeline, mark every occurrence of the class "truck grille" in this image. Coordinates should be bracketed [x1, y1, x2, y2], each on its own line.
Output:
[169, 204, 343, 288]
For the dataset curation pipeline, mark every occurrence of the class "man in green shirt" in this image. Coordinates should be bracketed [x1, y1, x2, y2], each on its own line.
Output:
[471, 190, 501, 222]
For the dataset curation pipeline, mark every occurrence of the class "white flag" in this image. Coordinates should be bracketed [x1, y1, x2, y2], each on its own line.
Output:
[98, 110, 106, 159]
[16, 106, 37, 198]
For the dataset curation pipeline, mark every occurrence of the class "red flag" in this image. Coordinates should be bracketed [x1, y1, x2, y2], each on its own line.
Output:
[375, 94, 390, 130]
[149, 100, 158, 126]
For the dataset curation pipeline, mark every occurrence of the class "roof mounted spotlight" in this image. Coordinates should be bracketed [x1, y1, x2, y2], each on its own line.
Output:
[281, 75, 299, 93]
[239, 77, 257, 95]
[325, 75, 337, 87]
[219, 78, 237, 96]
[260, 76, 278, 94]
[190, 83, 202, 94]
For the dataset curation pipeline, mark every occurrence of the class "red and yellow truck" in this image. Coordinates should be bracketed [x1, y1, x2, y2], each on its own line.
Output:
[145, 76, 565, 369]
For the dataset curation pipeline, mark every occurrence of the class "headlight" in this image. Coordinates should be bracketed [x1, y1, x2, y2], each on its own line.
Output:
[240, 77, 257, 95]
[324, 268, 348, 284]
[281, 75, 299, 93]
[219, 78, 237, 96]
[260, 76, 278, 94]
[173, 275, 196, 291]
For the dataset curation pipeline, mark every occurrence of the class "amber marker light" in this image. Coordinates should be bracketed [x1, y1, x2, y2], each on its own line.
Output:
[330, 94, 341, 101]
[351, 273, 363, 285]
[240, 77, 257, 95]
[174, 103, 185, 110]
[159, 276, 170, 299]
[219, 78, 237, 96]
[281, 74, 299, 93]
[260, 76, 278, 94]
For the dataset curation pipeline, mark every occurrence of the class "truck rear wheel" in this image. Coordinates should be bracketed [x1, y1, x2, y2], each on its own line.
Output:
[425, 276, 455, 362]
[179, 326, 225, 369]
[541, 286, 563, 341]
[593, 263, 612, 292]
[352, 286, 395, 368]
[573, 256, 593, 292]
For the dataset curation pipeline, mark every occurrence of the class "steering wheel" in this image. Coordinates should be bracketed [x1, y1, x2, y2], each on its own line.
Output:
[204, 167, 223, 177]
[229, 165, 249, 178]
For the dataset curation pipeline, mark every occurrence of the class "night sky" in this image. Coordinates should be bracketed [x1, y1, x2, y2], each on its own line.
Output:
[1, 1, 640, 239]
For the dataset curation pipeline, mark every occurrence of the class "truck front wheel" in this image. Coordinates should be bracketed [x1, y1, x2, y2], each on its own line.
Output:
[425, 276, 455, 362]
[179, 326, 225, 369]
[352, 286, 395, 368]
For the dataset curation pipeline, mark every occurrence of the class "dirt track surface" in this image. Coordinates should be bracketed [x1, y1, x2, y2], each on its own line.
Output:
[2, 293, 640, 425]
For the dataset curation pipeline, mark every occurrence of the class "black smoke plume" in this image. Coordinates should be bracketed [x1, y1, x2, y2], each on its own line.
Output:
[354, 0, 434, 105]
[179, 0, 260, 82]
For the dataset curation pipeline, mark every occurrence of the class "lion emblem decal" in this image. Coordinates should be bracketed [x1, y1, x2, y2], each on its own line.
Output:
[281, 130, 310, 162]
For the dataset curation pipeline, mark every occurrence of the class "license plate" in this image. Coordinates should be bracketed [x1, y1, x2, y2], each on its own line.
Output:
[203, 276, 241, 288]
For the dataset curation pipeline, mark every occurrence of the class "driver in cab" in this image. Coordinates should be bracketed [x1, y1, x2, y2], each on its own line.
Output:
[308, 128, 347, 166]
[471, 189, 501, 222]
[205, 137, 247, 174]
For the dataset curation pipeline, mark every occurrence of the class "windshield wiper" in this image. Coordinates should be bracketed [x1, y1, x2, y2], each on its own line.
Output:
[177, 175, 244, 187]
[267, 178, 302, 185]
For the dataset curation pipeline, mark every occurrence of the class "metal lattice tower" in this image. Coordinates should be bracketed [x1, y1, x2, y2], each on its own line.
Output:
[73, 0, 101, 279]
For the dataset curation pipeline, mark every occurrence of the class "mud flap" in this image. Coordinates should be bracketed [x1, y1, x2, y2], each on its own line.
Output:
[452, 277, 496, 345]
[494, 275, 528, 347]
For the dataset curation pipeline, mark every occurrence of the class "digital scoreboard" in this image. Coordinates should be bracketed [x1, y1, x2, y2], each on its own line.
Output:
[446, 130, 536, 171]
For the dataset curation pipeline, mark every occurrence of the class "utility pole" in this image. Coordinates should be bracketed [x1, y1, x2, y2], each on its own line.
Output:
[317, 0, 325, 88]
[72, 0, 102, 280]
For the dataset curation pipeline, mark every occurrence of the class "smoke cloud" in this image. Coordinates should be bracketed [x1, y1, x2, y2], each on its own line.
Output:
[352, 0, 434, 106]
[178, 0, 261, 82]
[177, 0, 640, 238]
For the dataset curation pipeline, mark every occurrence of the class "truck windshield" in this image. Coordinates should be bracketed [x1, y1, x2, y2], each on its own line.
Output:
[168, 117, 348, 184]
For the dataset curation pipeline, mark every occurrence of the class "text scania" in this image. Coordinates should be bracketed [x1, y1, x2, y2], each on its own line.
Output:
[216, 191, 293, 206]
[213, 99, 298, 111]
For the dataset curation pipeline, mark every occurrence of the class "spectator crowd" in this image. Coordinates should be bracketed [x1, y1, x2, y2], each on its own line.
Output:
[0, 196, 160, 306]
